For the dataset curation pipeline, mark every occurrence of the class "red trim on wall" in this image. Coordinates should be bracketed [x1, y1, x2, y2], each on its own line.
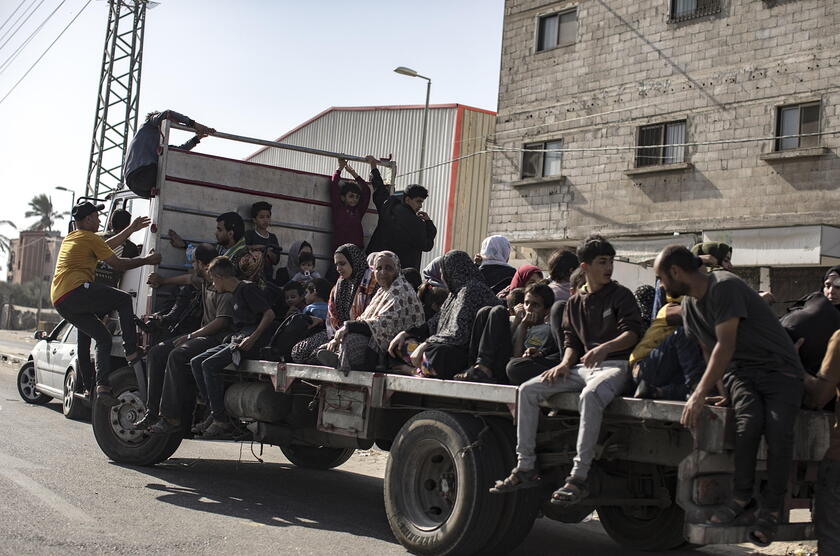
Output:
[444, 106, 466, 251]
[164, 175, 377, 215]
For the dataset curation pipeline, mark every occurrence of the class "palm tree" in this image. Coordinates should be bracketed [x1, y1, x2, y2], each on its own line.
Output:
[0, 220, 17, 254]
[25, 194, 67, 232]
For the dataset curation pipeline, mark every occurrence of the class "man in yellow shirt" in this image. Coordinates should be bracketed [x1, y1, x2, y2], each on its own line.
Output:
[51, 201, 161, 406]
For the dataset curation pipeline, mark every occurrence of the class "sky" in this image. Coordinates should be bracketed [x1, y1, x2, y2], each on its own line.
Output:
[0, 0, 504, 268]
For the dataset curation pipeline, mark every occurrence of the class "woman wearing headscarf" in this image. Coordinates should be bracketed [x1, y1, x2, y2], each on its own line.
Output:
[275, 240, 313, 285]
[389, 250, 503, 379]
[634, 284, 657, 333]
[477, 235, 516, 294]
[497, 264, 544, 300]
[317, 251, 425, 371]
[291, 243, 377, 364]
[421, 256, 445, 289]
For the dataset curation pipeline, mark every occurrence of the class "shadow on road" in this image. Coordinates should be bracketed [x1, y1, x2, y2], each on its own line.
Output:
[117, 456, 397, 544]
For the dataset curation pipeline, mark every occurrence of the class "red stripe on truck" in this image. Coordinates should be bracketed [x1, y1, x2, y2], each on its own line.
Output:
[444, 106, 465, 251]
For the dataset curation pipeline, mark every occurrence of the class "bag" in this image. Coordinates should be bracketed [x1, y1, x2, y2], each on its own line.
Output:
[780, 294, 840, 374]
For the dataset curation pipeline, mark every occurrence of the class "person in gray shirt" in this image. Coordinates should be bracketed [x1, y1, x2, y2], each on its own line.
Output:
[654, 245, 803, 547]
[123, 109, 214, 198]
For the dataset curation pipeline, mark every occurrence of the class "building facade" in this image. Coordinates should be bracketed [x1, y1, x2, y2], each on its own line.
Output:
[490, 0, 840, 302]
[246, 104, 496, 265]
[7, 231, 61, 284]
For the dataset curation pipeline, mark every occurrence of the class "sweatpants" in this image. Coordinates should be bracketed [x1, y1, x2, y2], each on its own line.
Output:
[55, 282, 138, 388]
[724, 368, 803, 511]
[516, 360, 629, 480]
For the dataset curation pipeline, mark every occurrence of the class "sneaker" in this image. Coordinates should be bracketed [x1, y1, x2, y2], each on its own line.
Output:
[201, 421, 234, 440]
[191, 414, 214, 435]
[148, 417, 181, 436]
[315, 349, 340, 368]
[95, 387, 120, 408]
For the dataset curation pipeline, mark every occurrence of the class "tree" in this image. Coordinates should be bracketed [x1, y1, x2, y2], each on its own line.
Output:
[0, 220, 16, 254]
[25, 194, 67, 232]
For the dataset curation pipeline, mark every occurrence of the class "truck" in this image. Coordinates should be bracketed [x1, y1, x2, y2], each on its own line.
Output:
[89, 122, 828, 555]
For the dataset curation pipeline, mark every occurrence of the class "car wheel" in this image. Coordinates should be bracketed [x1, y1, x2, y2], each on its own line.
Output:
[63, 369, 90, 421]
[17, 361, 50, 405]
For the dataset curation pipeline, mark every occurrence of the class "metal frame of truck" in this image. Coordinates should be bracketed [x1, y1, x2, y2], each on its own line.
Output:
[89, 124, 829, 555]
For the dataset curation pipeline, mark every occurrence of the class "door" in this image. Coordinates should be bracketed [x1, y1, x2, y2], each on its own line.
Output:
[52, 326, 81, 390]
[39, 320, 70, 390]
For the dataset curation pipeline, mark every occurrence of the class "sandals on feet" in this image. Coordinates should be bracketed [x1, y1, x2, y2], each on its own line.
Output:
[95, 386, 120, 408]
[709, 497, 755, 525]
[489, 468, 541, 494]
[550, 476, 590, 505]
[131, 411, 158, 430]
[748, 509, 779, 548]
[454, 365, 497, 383]
[148, 418, 181, 435]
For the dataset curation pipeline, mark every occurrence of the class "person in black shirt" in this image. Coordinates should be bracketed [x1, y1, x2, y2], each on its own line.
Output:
[244, 201, 281, 283]
[188, 256, 275, 439]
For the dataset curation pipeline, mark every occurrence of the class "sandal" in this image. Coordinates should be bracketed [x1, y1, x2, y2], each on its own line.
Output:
[550, 476, 590, 505]
[489, 468, 541, 494]
[148, 418, 181, 436]
[454, 365, 497, 383]
[748, 509, 779, 548]
[95, 386, 120, 408]
[708, 497, 755, 525]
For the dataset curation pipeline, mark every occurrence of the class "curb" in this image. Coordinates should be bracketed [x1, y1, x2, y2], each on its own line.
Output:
[0, 353, 25, 365]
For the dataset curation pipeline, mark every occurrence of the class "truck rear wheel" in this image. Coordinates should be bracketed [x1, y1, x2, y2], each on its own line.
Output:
[92, 366, 182, 466]
[279, 445, 355, 469]
[384, 410, 504, 556]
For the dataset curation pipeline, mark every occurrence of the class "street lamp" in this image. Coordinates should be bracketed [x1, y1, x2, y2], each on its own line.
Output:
[55, 186, 76, 208]
[394, 66, 431, 186]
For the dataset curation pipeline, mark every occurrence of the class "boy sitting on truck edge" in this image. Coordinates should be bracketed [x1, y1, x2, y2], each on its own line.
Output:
[188, 256, 276, 439]
[244, 201, 281, 283]
[303, 278, 330, 321]
[137, 243, 234, 433]
[282, 280, 307, 318]
[505, 283, 561, 385]
[490, 235, 642, 505]
[655, 245, 803, 547]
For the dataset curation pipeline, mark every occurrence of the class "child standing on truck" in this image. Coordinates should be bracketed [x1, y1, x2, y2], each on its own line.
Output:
[491, 235, 642, 504]
[244, 201, 281, 283]
[330, 156, 378, 252]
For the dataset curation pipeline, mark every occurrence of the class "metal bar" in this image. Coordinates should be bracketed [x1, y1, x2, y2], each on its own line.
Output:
[169, 123, 398, 170]
[383, 374, 518, 405]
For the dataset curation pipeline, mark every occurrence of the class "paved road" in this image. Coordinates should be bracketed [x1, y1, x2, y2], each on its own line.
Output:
[0, 333, 815, 555]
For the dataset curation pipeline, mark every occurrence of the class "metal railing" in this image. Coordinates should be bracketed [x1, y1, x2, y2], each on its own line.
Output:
[668, 0, 722, 23]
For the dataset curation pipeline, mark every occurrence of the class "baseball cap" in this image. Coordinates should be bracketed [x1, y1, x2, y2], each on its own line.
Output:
[71, 201, 105, 220]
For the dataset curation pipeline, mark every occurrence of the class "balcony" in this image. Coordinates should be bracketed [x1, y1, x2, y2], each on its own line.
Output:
[668, 0, 722, 23]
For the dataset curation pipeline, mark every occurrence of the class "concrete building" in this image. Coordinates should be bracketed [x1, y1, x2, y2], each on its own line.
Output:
[7, 231, 61, 284]
[246, 104, 496, 265]
[490, 0, 840, 303]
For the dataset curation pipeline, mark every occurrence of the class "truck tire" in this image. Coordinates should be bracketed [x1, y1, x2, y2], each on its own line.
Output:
[598, 492, 686, 551]
[92, 366, 182, 466]
[279, 445, 355, 470]
[17, 361, 50, 405]
[478, 418, 541, 555]
[384, 410, 504, 556]
[63, 368, 90, 421]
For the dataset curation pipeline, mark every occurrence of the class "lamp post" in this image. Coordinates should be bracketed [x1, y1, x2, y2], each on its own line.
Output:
[55, 186, 76, 208]
[394, 66, 431, 186]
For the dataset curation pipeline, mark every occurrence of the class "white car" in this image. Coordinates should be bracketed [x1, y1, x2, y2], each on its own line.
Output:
[17, 320, 91, 420]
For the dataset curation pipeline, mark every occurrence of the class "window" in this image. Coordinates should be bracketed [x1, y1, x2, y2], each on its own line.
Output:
[776, 102, 820, 151]
[636, 121, 686, 167]
[537, 9, 577, 51]
[669, 0, 721, 23]
[522, 140, 564, 178]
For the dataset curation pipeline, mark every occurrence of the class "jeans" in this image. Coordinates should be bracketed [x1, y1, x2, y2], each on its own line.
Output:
[634, 327, 704, 400]
[55, 282, 138, 388]
[516, 361, 629, 480]
[816, 458, 840, 555]
[147, 336, 219, 420]
[724, 369, 803, 510]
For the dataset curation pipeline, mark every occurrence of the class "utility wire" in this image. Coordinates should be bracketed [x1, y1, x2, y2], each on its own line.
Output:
[0, 0, 47, 54]
[0, 0, 29, 36]
[0, 0, 67, 76]
[0, 0, 91, 107]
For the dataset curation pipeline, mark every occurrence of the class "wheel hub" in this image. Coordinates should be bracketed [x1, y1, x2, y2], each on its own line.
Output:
[109, 391, 147, 444]
[403, 441, 458, 530]
[19, 366, 37, 400]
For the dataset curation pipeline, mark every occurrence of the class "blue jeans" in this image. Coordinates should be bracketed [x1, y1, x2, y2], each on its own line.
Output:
[634, 327, 704, 400]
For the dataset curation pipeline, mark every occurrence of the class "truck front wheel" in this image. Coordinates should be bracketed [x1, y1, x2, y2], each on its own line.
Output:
[384, 410, 504, 556]
[279, 445, 354, 469]
[92, 366, 182, 466]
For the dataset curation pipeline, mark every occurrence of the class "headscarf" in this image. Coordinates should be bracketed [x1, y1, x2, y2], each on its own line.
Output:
[285, 240, 312, 278]
[427, 250, 502, 347]
[824, 266, 840, 281]
[327, 243, 369, 335]
[422, 256, 445, 288]
[479, 235, 513, 269]
[359, 252, 425, 351]
[634, 284, 656, 331]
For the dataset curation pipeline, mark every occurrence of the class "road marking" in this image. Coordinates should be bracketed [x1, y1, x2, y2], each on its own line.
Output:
[0, 451, 93, 524]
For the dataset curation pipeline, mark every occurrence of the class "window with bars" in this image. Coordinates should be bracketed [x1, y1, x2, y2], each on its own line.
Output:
[776, 102, 820, 151]
[636, 121, 686, 167]
[669, 0, 722, 22]
[537, 9, 577, 52]
[522, 140, 564, 178]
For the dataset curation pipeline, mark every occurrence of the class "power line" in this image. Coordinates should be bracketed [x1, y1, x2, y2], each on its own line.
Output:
[0, 0, 91, 107]
[0, 0, 29, 35]
[0, 0, 67, 76]
[0, 0, 47, 54]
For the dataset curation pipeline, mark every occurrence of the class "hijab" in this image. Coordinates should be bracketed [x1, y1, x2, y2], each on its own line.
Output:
[359, 252, 425, 351]
[428, 250, 501, 347]
[285, 240, 312, 278]
[422, 256, 445, 288]
[634, 284, 656, 330]
[479, 235, 513, 269]
[328, 243, 369, 334]
[508, 265, 543, 290]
